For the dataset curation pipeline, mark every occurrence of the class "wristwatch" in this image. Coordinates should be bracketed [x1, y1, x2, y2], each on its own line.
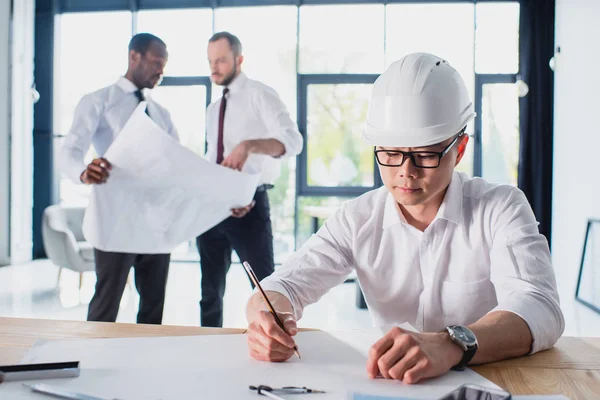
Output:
[445, 325, 478, 371]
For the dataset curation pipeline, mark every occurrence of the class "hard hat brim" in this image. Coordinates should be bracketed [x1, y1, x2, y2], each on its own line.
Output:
[362, 112, 476, 148]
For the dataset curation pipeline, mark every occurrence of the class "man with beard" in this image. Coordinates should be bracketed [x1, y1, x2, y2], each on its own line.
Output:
[198, 31, 303, 327]
[60, 33, 178, 324]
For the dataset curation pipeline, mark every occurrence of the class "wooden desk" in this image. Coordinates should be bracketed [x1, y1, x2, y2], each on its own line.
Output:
[1, 317, 599, 399]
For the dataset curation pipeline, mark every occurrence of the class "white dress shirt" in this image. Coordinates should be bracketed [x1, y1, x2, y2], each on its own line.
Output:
[260, 171, 564, 354]
[206, 72, 303, 185]
[60, 77, 179, 252]
[60, 77, 179, 184]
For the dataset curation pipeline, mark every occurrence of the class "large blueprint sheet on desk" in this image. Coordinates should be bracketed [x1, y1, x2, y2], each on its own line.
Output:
[1, 328, 500, 400]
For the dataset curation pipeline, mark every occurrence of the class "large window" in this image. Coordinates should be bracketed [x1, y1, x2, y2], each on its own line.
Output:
[475, 2, 520, 74]
[137, 8, 214, 156]
[299, 4, 384, 74]
[55, 11, 132, 207]
[137, 9, 213, 77]
[306, 83, 373, 188]
[475, 2, 520, 184]
[53, 2, 521, 256]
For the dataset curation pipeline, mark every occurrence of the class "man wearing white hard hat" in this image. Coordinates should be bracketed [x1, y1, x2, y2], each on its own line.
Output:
[244, 53, 563, 383]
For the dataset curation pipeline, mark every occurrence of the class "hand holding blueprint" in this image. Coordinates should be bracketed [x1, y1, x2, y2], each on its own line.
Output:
[82, 102, 260, 254]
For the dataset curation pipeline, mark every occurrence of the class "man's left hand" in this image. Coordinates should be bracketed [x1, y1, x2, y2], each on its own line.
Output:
[221, 141, 251, 171]
[366, 327, 463, 384]
[231, 200, 255, 218]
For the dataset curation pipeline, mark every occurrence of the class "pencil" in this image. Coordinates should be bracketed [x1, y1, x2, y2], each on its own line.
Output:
[242, 261, 301, 359]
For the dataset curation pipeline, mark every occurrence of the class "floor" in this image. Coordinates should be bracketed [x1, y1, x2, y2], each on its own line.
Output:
[0, 259, 599, 337]
[0, 260, 371, 330]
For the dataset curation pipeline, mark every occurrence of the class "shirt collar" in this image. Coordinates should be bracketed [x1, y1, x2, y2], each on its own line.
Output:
[436, 171, 463, 225]
[117, 76, 141, 95]
[382, 191, 407, 230]
[381, 171, 463, 230]
[224, 72, 248, 94]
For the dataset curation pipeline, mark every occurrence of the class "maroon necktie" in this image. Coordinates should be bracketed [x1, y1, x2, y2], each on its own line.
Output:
[216, 87, 229, 164]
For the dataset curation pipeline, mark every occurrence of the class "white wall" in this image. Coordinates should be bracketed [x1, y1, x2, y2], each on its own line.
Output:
[0, 0, 35, 265]
[553, 0, 600, 297]
[0, 0, 11, 265]
[10, 0, 35, 263]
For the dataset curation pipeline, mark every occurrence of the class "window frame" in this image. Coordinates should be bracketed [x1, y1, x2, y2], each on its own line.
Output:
[473, 73, 518, 177]
[296, 73, 383, 198]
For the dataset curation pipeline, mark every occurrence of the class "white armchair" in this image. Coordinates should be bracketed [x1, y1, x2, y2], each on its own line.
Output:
[42, 205, 95, 288]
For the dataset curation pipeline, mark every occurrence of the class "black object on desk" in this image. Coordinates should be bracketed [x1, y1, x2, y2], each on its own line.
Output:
[0, 361, 80, 382]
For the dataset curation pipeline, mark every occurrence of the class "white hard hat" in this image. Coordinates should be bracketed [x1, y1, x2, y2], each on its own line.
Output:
[363, 52, 475, 148]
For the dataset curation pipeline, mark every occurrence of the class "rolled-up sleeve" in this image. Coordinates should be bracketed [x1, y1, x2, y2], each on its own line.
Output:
[259, 204, 355, 320]
[60, 94, 102, 183]
[489, 191, 564, 354]
[255, 86, 303, 158]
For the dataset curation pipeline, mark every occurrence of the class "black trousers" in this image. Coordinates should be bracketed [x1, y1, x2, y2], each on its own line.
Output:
[87, 249, 170, 324]
[197, 189, 274, 327]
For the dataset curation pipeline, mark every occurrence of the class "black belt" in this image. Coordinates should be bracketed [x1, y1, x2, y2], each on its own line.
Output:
[256, 184, 274, 193]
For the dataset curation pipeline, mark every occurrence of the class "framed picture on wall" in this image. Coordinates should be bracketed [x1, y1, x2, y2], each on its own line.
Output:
[575, 219, 600, 314]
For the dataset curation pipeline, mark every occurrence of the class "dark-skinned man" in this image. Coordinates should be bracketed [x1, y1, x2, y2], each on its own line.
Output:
[60, 33, 177, 324]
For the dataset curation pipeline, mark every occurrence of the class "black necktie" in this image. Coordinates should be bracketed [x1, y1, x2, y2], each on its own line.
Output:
[134, 89, 151, 117]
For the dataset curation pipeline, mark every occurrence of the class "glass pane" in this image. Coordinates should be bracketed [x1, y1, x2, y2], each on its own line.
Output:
[56, 11, 132, 206]
[214, 6, 299, 262]
[151, 85, 207, 157]
[475, 3, 520, 74]
[137, 9, 213, 77]
[270, 157, 297, 264]
[56, 11, 132, 135]
[385, 4, 475, 101]
[307, 84, 373, 187]
[214, 6, 297, 118]
[299, 4, 384, 73]
[481, 83, 520, 186]
[296, 196, 348, 249]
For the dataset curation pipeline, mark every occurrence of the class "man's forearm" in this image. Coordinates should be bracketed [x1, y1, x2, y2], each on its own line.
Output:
[246, 139, 285, 158]
[468, 310, 533, 364]
[246, 291, 293, 322]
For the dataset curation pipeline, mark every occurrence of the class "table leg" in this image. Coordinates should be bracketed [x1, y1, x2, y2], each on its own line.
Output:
[356, 283, 367, 309]
[311, 216, 319, 234]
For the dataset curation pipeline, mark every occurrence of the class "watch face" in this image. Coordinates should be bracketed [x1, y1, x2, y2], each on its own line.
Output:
[449, 326, 478, 347]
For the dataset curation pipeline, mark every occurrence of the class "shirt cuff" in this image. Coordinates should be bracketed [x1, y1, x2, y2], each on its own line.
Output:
[66, 161, 88, 184]
[270, 134, 299, 159]
[255, 279, 301, 320]
[489, 294, 563, 354]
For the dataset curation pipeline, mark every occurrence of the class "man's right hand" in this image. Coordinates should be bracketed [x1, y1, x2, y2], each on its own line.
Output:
[80, 158, 112, 184]
[247, 309, 298, 362]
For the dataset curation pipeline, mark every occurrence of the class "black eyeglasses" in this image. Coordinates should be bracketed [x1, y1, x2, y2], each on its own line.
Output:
[374, 133, 464, 169]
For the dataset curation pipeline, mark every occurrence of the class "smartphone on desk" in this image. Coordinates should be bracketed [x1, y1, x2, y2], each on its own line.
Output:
[438, 384, 511, 400]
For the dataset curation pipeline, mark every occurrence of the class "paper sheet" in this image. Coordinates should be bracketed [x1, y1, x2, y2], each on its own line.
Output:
[348, 395, 570, 400]
[82, 102, 260, 254]
[0, 329, 502, 400]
